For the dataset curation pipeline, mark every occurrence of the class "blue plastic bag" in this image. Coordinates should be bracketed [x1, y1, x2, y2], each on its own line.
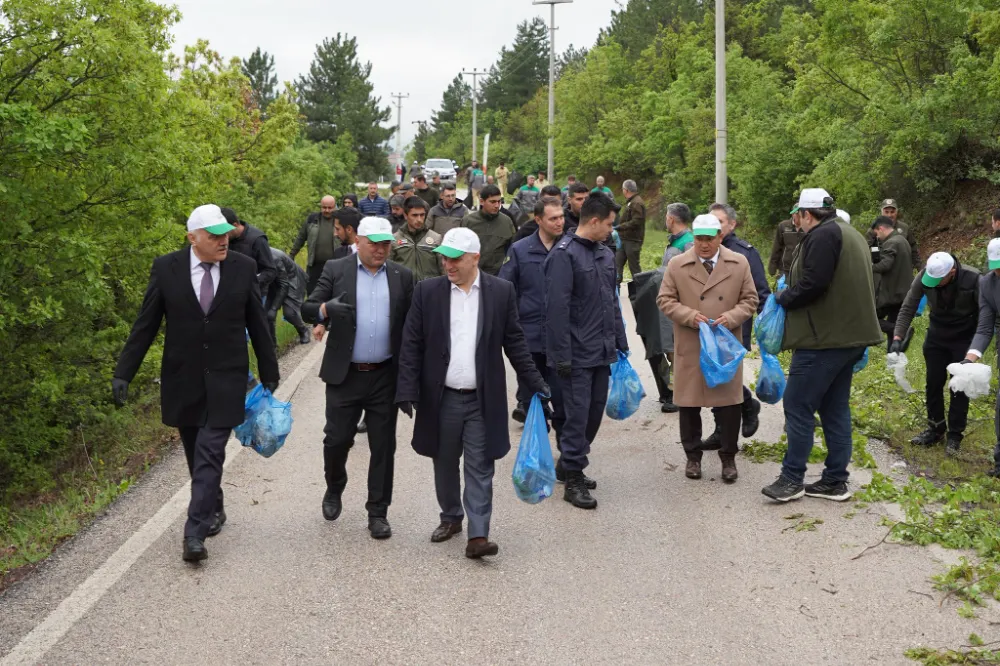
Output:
[606, 350, 645, 419]
[916, 294, 927, 316]
[756, 351, 786, 404]
[853, 347, 869, 373]
[511, 394, 556, 504]
[776, 275, 786, 291]
[234, 384, 293, 458]
[699, 321, 747, 388]
[755, 294, 786, 355]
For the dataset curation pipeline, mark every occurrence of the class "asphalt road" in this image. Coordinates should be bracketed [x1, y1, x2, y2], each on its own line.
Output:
[1, 303, 994, 665]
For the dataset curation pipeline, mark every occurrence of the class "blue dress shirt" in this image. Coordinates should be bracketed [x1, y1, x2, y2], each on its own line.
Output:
[353, 258, 392, 363]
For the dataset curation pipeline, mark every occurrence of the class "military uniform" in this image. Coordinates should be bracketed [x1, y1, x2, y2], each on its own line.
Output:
[390, 226, 443, 282]
[768, 218, 803, 277]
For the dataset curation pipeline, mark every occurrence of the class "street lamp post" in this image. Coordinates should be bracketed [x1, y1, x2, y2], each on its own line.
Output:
[533, 0, 572, 183]
[715, 0, 727, 204]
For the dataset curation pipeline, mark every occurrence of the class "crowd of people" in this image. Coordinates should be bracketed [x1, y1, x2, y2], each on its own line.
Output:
[110, 168, 1000, 564]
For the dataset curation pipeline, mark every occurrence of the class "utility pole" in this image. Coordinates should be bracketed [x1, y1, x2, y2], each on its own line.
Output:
[534, 0, 572, 183]
[714, 0, 727, 204]
[460, 68, 483, 162]
[391, 92, 409, 158]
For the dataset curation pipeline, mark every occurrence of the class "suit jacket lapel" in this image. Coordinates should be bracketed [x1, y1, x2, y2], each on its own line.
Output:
[207, 255, 234, 315]
[176, 250, 205, 315]
[703, 252, 733, 293]
[344, 257, 358, 308]
[387, 263, 401, 326]
[476, 275, 488, 347]
[440, 277, 452, 354]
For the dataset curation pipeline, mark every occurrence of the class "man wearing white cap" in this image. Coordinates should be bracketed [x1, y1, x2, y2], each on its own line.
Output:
[301, 216, 414, 540]
[658, 213, 758, 482]
[963, 238, 1000, 477]
[113, 204, 279, 562]
[891, 252, 980, 453]
[762, 189, 881, 503]
[396, 227, 548, 558]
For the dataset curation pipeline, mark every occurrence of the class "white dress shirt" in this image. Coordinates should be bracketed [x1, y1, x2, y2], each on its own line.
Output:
[702, 248, 721, 273]
[190, 247, 220, 300]
[444, 271, 481, 390]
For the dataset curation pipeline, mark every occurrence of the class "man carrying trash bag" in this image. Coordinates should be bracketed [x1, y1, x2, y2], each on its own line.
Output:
[761, 189, 881, 503]
[890, 252, 980, 455]
[962, 238, 1000, 477]
[112, 204, 279, 562]
[657, 214, 758, 483]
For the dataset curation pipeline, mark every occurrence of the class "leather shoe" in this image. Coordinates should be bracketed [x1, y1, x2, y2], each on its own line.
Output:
[298, 330, 311, 345]
[700, 428, 722, 451]
[465, 537, 499, 558]
[720, 454, 738, 483]
[357, 419, 368, 434]
[322, 492, 342, 521]
[512, 403, 527, 423]
[368, 516, 392, 539]
[685, 459, 702, 479]
[741, 398, 762, 438]
[207, 510, 226, 537]
[182, 537, 207, 562]
[431, 521, 463, 543]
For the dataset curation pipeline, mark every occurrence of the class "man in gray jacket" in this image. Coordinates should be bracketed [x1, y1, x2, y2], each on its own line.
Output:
[962, 238, 1000, 477]
[267, 248, 311, 346]
[426, 183, 469, 234]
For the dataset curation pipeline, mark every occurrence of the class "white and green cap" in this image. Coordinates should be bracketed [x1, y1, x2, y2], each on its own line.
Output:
[186, 204, 234, 235]
[434, 227, 481, 258]
[989, 239, 1000, 270]
[922, 252, 955, 287]
[795, 188, 833, 210]
[358, 216, 394, 242]
[691, 214, 722, 237]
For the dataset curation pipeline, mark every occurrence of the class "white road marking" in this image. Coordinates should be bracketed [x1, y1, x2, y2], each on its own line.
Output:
[1, 340, 327, 666]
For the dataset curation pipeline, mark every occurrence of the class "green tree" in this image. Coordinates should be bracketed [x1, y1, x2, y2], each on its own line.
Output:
[431, 74, 471, 131]
[296, 33, 393, 179]
[242, 47, 278, 112]
[480, 18, 550, 113]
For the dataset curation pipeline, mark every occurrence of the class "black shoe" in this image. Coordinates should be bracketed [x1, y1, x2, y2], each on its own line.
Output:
[368, 516, 392, 539]
[431, 521, 463, 543]
[741, 398, 761, 438]
[182, 537, 207, 562]
[900, 326, 915, 353]
[207, 510, 226, 537]
[555, 458, 596, 489]
[357, 419, 368, 434]
[563, 473, 597, 510]
[761, 475, 805, 502]
[945, 434, 962, 456]
[322, 492, 342, 521]
[700, 428, 722, 451]
[298, 330, 311, 345]
[804, 478, 852, 501]
[512, 403, 527, 423]
[911, 427, 945, 447]
[661, 399, 679, 414]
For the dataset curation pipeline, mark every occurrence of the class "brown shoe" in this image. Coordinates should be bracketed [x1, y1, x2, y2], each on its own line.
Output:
[685, 459, 702, 479]
[465, 537, 499, 559]
[431, 521, 463, 543]
[720, 454, 738, 483]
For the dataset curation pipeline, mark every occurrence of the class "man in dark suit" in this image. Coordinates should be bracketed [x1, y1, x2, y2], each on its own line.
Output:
[112, 204, 279, 563]
[396, 228, 548, 559]
[301, 217, 414, 540]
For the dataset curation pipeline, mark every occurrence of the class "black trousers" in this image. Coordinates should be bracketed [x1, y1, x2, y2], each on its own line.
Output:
[306, 263, 325, 296]
[615, 240, 643, 285]
[877, 304, 902, 348]
[680, 405, 740, 459]
[712, 386, 753, 420]
[178, 426, 230, 540]
[323, 364, 398, 517]
[925, 338, 970, 437]
[559, 365, 611, 471]
[648, 354, 671, 402]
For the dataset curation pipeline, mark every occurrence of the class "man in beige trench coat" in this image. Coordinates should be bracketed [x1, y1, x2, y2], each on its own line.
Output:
[657, 214, 758, 482]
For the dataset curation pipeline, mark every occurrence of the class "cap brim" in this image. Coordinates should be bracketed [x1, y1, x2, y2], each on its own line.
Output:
[789, 206, 799, 214]
[203, 222, 235, 235]
[990, 259, 1000, 270]
[363, 233, 394, 243]
[434, 246, 466, 258]
[921, 272, 944, 288]
[692, 228, 719, 237]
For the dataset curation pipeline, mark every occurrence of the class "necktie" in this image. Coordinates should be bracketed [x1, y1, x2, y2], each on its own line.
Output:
[199, 262, 214, 313]
[703, 259, 714, 275]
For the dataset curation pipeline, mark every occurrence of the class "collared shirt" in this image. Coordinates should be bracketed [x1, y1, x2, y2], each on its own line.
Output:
[190, 247, 220, 300]
[352, 257, 392, 363]
[702, 249, 721, 273]
[444, 271, 481, 389]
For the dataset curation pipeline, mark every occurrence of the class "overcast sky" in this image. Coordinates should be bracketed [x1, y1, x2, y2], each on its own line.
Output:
[166, 0, 619, 149]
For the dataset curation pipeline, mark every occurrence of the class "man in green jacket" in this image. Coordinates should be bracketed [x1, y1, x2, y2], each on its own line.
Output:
[871, 216, 915, 349]
[762, 188, 882, 504]
[413, 174, 440, 209]
[615, 179, 646, 286]
[461, 184, 516, 276]
[290, 194, 339, 294]
[768, 208, 804, 277]
[390, 197, 443, 282]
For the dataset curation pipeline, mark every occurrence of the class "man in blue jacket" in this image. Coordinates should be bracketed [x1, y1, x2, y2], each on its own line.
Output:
[358, 182, 390, 217]
[499, 197, 565, 424]
[545, 193, 628, 510]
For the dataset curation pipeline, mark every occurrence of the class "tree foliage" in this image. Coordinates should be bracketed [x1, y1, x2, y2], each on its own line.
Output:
[242, 46, 278, 112]
[431, 75, 471, 132]
[480, 18, 550, 113]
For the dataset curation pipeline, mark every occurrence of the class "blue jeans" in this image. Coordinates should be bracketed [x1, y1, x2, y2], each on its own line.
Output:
[781, 347, 866, 485]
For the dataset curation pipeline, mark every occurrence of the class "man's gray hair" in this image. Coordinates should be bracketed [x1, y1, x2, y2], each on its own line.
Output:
[666, 202, 691, 224]
[623, 179, 638, 193]
[388, 194, 406, 207]
[709, 202, 737, 224]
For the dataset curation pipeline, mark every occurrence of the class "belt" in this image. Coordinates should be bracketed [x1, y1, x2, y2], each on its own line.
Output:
[444, 386, 477, 395]
[351, 359, 392, 372]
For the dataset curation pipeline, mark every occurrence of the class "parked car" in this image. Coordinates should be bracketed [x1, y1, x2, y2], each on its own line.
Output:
[423, 158, 456, 182]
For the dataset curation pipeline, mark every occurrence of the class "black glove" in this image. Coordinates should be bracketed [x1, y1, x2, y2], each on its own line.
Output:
[556, 362, 572, 380]
[263, 381, 279, 393]
[112, 378, 129, 407]
[960, 359, 973, 365]
[870, 247, 880, 264]
[325, 294, 354, 319]
[888, 339, 902, 354]
[536, 382, 551, 400]
[397, 401, 415, 418]
[266, 308, 278, 320]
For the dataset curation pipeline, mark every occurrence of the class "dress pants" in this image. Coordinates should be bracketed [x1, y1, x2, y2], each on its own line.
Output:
[322, 364, 398, 518]
[306, 263, 326, 296]
[924, 338, 970, 437]
[615, 240, 643, 285]
[647, 354, 671, 402]
[679, 405, 740, 459]
[178, 426, 231, 540]
[711, 386, 753, 420]
[559, 365, 611, 472]
[877, 304, 902, 349]
[435, 389, 493, 539]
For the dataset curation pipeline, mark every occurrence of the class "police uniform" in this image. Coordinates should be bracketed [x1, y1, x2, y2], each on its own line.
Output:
[544, 232, 628, 480]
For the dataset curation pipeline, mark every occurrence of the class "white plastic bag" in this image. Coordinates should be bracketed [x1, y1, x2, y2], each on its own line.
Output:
[885, 352, 916, 393]
[947, 362, 993, 399]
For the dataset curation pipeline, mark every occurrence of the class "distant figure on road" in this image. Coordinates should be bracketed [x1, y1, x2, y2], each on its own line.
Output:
[290, 195, 340, 294]
[466, 160, 485, 207]
[426, 182, 469, 235]
[494, 160, 509, 197]
[358, 181, 390, 217]
[112, 204, 279, 563]
[768, 205, 804, 278]
[871, 215, 914, 350]
[535, 170, 548, 190]
[395, 228, 548, 559]
[301, 217, 414, 541]
[514, 174, 540, 212]
[413, 173, 439, 209]
[592, 175, 614, 200]
[267, 248, 311, 346]
[387, 194, 407, 232]
[615, 179, 646, 286]
[341, 193, 358, 208]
